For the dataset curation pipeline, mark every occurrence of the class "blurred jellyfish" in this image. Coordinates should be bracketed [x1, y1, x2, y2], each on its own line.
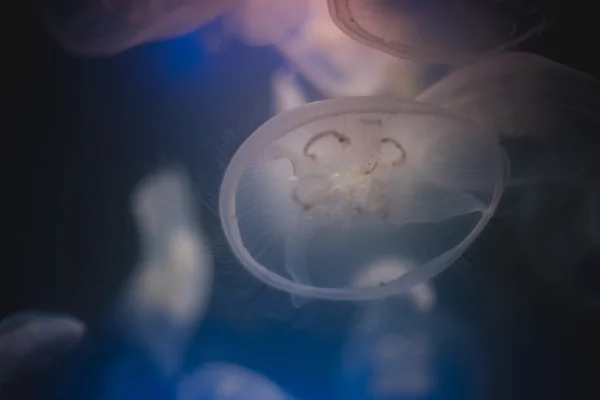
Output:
[224, 0, 310, 48]
[117, 167, 213, 376]
[417, 53, 600, 141]
[178, 362, 295, 400]
[416, 52, 600, 307]
[353, 258, 436, 313]
[337, 298, 485, 400]
[327, 0, 558, 63]
[0, 312, 85, 383]
[218, 97, 507, 305]
[43, 0, 237, 57]
[415, 52, 600, 183]
[270, 69, 310, 115]
[224, 0, 433, 107]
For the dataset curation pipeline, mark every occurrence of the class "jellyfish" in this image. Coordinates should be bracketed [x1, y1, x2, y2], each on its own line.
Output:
[223, 0, 311, 48]
[218, 97, 507, 305]
[223, 0, 434, 110]
[43, 0, 237, 57]
[327, 0, 558, 63]
[0, 312, 85, 383]
[337, 298, 485, 400]
[270, 69, 310, 115]
[117, 166, 213, 376]
[178, 362, 296, 400]
[353, 258, 437, 313]
[416, 52, 600, 196]
[416, 52, 600, 308]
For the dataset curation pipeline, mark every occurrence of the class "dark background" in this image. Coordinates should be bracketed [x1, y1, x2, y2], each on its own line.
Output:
[2, 1, 599, 399]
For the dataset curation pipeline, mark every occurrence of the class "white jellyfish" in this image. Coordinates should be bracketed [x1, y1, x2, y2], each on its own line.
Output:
[0, 312, 85, 383]
[327, 0, 558, 63]
[178, 362, 295, 400]
[117, 166, 213, 375]
[417, 52, 600, 139]
[223, 0, 433, 111]
[218, 97, 507, 304]
[43, 0, 237, 57]
[337, 298, 485, 400]
[353, 258, 437, 313]
[270, 69, 310, 115]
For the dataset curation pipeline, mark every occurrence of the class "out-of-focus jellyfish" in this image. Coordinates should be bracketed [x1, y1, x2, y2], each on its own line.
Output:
[43, 0, 237, 57]
[178, 362, 296, 400]
[218, 97, 507, 305]
[337, 298, 485, 400]
[117, 167, 213, 376]
[327, 0, 558, 63]
[270, 69, 310, 115]
[358, 259, 437, 313]
[224, 0, 434, 108]
[224, 0, 310, 48]
[0, 312, 85, 383]
[417, 52, 600, 141]
[417, 52, 600, 307]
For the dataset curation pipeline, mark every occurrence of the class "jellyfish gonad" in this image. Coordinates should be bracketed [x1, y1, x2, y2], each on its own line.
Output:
[219, 97, 507, 304]
[43, 0, 237, 57]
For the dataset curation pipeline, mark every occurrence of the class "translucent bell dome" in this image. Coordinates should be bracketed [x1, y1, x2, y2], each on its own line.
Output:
[326, 0, 558, 63]
[219, 97, 507, 302]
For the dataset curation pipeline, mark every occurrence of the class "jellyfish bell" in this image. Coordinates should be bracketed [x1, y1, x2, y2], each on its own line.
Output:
[219, 97, 507, 303]
[118, 167, 213, 376]
[43, 0, 237, 57]
[178, 362, 295, 400]
[416, 52, 600, 141]
[223, 0, 311, 48]
[327, 0, 558, 64]
[224, 0, 432, 101]
[416, 52, 600, 197]
[0, 312, 85, 383]
[336, 298, 486, 400]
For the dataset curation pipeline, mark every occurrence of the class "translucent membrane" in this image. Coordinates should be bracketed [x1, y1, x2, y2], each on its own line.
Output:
[0, 312, 85, 382]
[119, 167, 213, 375]
[417, 52, 600, 140]
[224, 0, 431, 100]
[43, 0, 236, 57]
[337, 298, 484, 400]
[416, 52, 600, 186]
[219, 97, 507, 301]
[327, 0, 558, 63]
